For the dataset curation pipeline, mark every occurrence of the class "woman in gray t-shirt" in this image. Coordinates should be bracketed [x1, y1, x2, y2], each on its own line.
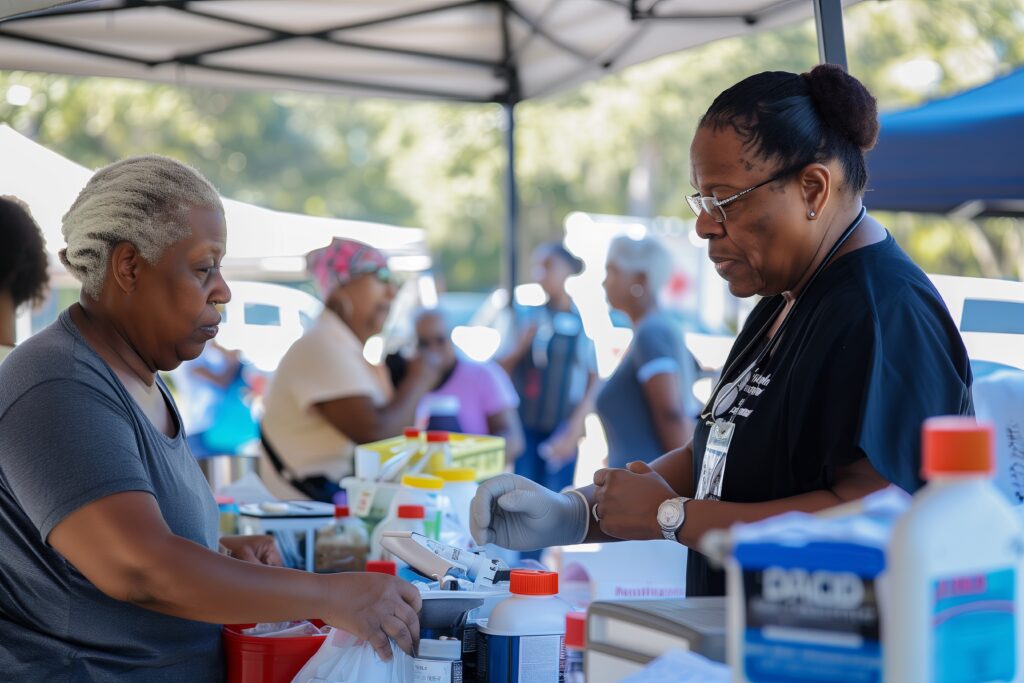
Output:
[0, 157, 421, 681]
[596, 235, 697, 467]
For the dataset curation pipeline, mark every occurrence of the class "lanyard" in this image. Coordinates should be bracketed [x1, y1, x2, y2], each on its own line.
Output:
[699, 207, 868, 425]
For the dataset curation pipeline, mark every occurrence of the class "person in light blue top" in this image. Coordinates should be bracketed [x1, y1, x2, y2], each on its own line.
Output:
[596, 235, 697, 468]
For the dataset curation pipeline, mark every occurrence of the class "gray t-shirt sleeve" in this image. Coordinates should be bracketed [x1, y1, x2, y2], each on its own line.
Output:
[0, 378, 155, 541]
[633, 317, 684, 382]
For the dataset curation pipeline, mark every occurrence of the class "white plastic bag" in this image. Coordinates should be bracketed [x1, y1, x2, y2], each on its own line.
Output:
[291, 627, 413, 683]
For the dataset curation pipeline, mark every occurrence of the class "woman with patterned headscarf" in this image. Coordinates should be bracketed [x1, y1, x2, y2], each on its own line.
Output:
[261, 238, 444, 500]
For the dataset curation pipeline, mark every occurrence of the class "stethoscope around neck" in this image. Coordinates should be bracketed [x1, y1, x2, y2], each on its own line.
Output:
[700, 207, 868, 425]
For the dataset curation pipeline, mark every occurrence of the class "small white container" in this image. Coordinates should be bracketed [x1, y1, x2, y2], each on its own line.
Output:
[885, 417, 1024, 683]
[370, 504, 426, 564]
[413, 637, 462, 683]
[436, 467, 478, 548]
[478, 570, 569, 683]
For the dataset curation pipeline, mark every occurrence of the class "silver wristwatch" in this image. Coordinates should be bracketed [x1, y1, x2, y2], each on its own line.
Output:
[657, 497, 691, 541]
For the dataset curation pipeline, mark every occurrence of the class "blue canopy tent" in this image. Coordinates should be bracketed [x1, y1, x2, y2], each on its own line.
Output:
[866, 67, 1024, 217]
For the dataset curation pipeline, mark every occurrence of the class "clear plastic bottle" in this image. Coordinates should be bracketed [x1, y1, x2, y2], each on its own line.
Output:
[379, 427, 424, 482]
[421, 431, 453, 474]
[885, 417, 1024, 683]
[314, 505, 369, 573]
[565, 611, 586, 683]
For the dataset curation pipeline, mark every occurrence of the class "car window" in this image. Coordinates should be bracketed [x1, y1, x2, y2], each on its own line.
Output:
[244, 303, 281, 326]
[961, 299, 1024, 335]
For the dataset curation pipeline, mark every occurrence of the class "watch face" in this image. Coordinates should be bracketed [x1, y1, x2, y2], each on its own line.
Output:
[658, 499, 683, 528]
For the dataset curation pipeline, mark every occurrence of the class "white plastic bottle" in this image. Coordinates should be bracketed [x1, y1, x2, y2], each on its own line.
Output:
[885, 417, 1024, 683]
[390, 473, 444, 540]
[436, 466, 478, 548]
[478, 569, 570, 683]
[370, 504, 426, 563]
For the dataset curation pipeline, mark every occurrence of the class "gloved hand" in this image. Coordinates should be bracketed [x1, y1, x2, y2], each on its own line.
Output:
[470, 474, 589, 550]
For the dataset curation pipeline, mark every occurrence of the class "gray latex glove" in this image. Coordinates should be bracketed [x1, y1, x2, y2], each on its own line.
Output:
[470, 473, 589, 551]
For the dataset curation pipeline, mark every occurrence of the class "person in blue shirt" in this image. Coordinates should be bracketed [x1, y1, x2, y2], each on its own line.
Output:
[596, 234, 697, 468]
[471, 65, 972, 597]
[497, 242, 599, 492]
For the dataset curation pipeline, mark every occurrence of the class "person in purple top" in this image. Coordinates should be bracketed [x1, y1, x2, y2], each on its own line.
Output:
[414, 309, 524, 463]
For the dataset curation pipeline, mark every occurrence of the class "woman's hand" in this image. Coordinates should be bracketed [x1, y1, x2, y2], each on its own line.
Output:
[219, 535, 283, 566]
[592, 461, 678, 540]
[321, 572, 422, 660]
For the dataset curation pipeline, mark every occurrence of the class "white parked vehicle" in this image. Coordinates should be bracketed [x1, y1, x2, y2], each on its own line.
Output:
[216, 281, 323, 373]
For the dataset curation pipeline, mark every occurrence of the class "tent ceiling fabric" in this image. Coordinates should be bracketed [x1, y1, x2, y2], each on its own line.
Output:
[0, 0, 860, 102]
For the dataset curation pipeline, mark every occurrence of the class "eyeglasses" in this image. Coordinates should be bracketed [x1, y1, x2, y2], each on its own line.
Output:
[354, 266, 395, 286]
[686, 168, 794, 224]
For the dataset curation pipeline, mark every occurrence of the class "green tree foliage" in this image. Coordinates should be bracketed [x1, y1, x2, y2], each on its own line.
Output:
[1, 0, 1022, 289]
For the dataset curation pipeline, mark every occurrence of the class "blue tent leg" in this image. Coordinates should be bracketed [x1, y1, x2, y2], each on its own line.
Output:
[813, 0, 849, 70]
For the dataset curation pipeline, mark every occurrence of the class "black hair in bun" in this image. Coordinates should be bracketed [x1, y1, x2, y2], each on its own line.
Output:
[700, 64, 879, 194]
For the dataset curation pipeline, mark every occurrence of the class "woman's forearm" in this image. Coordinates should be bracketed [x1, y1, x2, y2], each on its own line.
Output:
[125, 534, 330, 625]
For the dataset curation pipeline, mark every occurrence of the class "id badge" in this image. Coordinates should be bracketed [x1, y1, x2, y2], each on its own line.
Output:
[696, 419, 734, 500]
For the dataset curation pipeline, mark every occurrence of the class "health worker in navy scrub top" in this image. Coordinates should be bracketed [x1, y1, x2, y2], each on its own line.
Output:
[469, 65, 973, 598]
[497, 242, 599, 493]
[595, 234, 698, 468]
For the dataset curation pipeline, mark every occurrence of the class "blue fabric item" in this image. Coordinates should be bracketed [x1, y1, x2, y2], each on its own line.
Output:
[596, 311, 698, 468]
[0, 310, 223, 680]
[866, 67, 1024, 215]
[687, 233, 972, 597]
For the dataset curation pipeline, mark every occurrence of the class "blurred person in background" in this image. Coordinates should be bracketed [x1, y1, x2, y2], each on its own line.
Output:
[0, 196, 49, 363]
[0, 157, 421, 680]
[261, 238, 444, 501]
[171, 338, 258, 458]
[597, 235, 698, 466]
[413, 308, 524, 461]
[497, 242, 599, 492]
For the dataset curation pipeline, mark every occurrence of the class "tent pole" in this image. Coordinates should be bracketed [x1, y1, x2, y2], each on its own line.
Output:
[504, 101, 518, 304]
[813, 0, 848, 70]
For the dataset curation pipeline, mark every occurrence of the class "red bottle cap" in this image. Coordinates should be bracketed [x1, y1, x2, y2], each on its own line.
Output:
[565, 612, 586, 650]
[334, 505, 350, 518]
[404, 428, 421, 439]
[922, 417, 994, 477]
[397, 505, 426, 519]
[426, 431, 450, 443]
[365, 560, 397, 576]
[509, 569, 558, 596]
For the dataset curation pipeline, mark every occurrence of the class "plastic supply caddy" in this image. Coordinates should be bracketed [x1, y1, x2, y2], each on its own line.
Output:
[355, 432, 505, 480]
[222, 621, 326, 683]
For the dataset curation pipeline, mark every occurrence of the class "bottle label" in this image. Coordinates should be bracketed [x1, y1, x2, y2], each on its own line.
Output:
[741, 566, 881, 683]
[482, 633, 566, 682]
[933, 567, 1017, 683]
[413, 658, 462, 683]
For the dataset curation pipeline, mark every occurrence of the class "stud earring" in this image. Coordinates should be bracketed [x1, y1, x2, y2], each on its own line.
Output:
[808, 210, 817, 218]
[630, 284, 645, 298]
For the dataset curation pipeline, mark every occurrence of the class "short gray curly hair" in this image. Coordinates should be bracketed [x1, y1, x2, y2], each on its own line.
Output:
[60, 155, 223, 298]
[607, 234, 673, 294]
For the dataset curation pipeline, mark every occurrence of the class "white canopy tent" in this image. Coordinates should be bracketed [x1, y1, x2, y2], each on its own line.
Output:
[0, 0, 857, 102]
[0, 0, 860, 290]
[0, 124, 430, 282]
